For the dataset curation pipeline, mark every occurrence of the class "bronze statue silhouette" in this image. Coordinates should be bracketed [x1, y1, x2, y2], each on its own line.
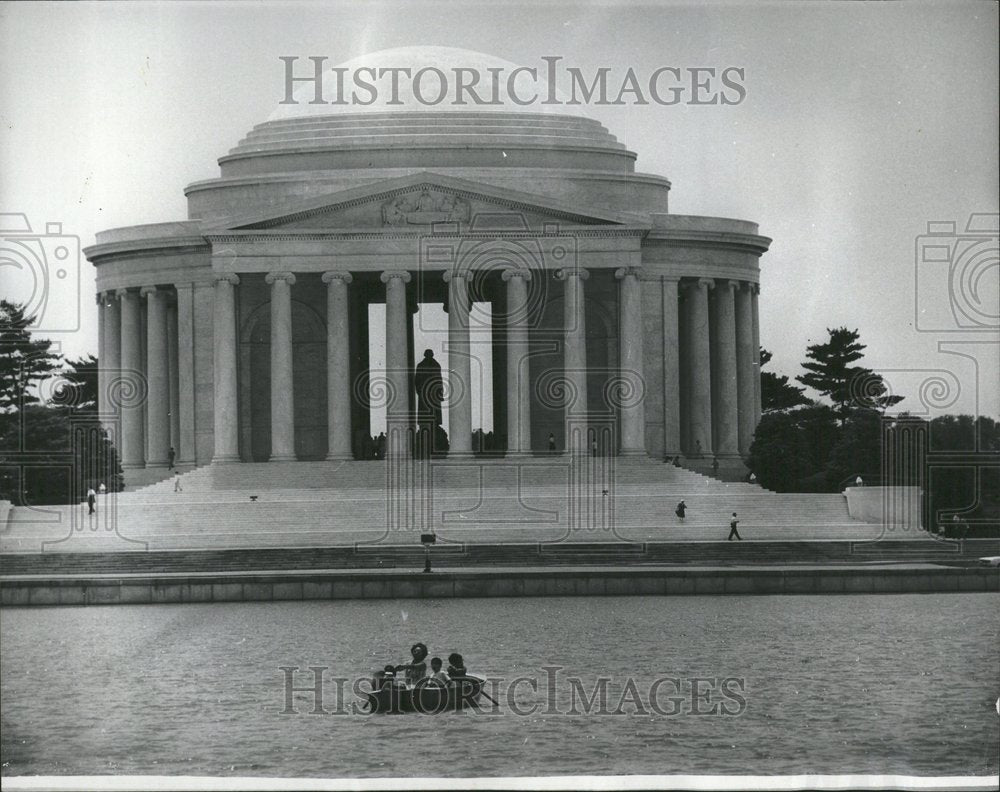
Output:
[414, 349, 448, 457]
[415, 349, 444, 427]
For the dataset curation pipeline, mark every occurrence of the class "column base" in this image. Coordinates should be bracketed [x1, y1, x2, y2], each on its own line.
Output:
[269, 454, 298, 463]
[618, 449, 648, 457]
[211, 454, 241, 464]
[121, 463, 145, 470]
[144, 462, 168, 470]
[325, 453, 354, 461]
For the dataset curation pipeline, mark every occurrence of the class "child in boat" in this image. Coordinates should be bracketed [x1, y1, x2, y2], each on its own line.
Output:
[394, 642, 429, 686]
[447, 652, 466, 678]
[429, 657, 449, 683]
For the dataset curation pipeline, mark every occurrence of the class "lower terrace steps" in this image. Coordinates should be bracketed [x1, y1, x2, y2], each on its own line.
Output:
[2, 458, 929, 554]
[3, 539, 992, 578]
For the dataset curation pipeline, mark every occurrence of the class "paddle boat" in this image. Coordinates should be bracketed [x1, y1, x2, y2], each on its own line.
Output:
[365, 674, 488, 713]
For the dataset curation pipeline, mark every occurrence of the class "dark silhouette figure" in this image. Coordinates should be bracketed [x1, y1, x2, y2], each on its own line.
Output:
[712, 457, 720, 477]
[414, 350, 444, 428]
[548, 432, 556, 452]
[675, 500, 686, 519]
[168, 447, 175, 470]
[728, 512, 742, 541]
[415, 349, 445, 458]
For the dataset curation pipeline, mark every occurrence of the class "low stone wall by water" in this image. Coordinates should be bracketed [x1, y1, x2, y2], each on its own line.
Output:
[2, 565, 997, 606]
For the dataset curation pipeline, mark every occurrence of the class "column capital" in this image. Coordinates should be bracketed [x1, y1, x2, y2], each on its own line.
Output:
[114, 288, 132, 299]
[380, 270, 412, 284]
[554, 267, 589, 281]
[719, 279, 739, 293]
[614, 266, 644, 281]
[174, 282, 194, 293]
[321, 270, 353, 285]
[214, 273, 240, 286]
[139, 285, 160, 297]
[442, 270, 468, 284]
[683, 277, 714, 292]
[501, 268, 532, 283]
[265, 271, 296, 286]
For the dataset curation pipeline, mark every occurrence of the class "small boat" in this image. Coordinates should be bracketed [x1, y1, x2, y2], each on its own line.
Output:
[366, 675, 486, 714]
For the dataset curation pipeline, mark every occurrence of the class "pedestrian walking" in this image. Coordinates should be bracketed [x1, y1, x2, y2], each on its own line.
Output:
[98, 482, 107, 495]
[675, 500, 686, 520]
[728, 512, 742, 541]
[174, 474, 183, 493]
[168, 447, 175, 470]
[712, 457, 720, 477]
[548, 432, 556, 453]
[86, 487, 97, 515]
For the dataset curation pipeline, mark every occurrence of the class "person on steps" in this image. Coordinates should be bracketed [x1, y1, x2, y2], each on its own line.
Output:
[675, 500, 686, 520]
[728, 512, 742, 541]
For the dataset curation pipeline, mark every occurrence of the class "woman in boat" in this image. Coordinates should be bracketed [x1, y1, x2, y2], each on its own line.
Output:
[394, 642, 429, 686]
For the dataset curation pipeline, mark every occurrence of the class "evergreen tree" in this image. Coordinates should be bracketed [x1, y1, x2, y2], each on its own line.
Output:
[760, 348, 811, 413]
[797, 327, 902, 420]
[0, 300, 62, 411]
[63, 354, 100, 413]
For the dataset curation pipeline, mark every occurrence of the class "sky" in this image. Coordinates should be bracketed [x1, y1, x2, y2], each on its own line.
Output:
[2, 0, 998, 420]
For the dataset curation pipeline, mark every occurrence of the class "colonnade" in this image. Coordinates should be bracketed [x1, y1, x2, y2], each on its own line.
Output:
[96, 267, 761, 468]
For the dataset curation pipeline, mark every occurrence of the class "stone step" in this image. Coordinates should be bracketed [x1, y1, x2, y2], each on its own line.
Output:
[4, 539, 990, 577]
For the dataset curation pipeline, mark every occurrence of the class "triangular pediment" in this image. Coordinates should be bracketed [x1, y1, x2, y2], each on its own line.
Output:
[218, 172, 636, 233]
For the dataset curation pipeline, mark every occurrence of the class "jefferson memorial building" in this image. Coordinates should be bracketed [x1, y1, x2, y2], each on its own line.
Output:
[85, 54, 770, 480]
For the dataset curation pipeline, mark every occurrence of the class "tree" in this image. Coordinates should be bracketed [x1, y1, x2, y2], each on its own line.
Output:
[747, 404, 840, 491]
[760, 348, 811, 413]
[0, 300, 62, 411]
[797, 327, 902, 420]
[63, 354, 100, 413]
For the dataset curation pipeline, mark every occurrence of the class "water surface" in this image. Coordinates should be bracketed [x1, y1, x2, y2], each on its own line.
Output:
[1, 594, 997, 778]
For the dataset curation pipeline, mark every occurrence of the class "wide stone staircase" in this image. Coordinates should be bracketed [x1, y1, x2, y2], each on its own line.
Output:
[0, 457, 931, 555]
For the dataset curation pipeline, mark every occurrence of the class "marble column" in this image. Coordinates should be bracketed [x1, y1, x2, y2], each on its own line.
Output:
[443, 270, 472, 456]
[381, 270, 412, 458]
[502, 269, 532, 454]
[322, 271, 353, 460]
[556, 266, 589, 454]
[117, 288, 144, 469]
[102, 293, 121, 434]
[266, 272, 297, 462]
[751, 284, 762, 429]
[735, 282, 756, 456]
[661, 277, 682, 458]
[96, 294, 106, 420]
[142, 286, 170, 468]
[175, 283, 196, 465]
[711, 280, 740, 458]
[167, 298, 180, 456]
[212, 274, 240, 464]
[616, 266, 646, 456]
[684, 278, 713, 458]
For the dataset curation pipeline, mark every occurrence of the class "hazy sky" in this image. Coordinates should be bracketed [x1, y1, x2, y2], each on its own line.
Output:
[2, 0, 997, 419]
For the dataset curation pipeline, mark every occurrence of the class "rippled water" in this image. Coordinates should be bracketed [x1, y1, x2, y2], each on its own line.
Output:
[2, 594, 998, 778]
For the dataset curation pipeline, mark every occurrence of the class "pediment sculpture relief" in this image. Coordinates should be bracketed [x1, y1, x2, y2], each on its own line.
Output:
[381, 189, 471, 226]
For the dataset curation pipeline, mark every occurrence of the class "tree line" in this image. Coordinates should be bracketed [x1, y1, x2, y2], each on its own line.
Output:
[749, 326, 998, 535]
[0, 300, 122, 506]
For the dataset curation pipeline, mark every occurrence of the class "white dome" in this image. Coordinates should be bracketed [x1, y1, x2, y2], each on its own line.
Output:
[269, 46, 578, 121]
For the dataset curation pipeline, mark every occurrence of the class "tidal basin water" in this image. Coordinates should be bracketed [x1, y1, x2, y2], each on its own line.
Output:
[1, 594, 998, 778]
